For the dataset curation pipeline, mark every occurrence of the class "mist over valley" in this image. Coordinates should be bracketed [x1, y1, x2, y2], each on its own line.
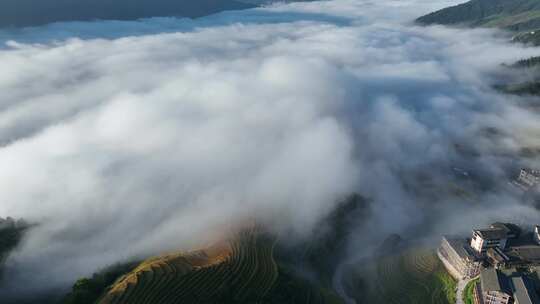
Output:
[1, 1, 540, 303]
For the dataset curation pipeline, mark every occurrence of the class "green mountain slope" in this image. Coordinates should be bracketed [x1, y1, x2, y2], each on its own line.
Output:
[417, 0, 540, 97]
[342, 237, 456, 304]
[513, 30, 540, 45]
[0, 218, 27, 272]
[417, 0, 540, 32]
[63, 228, 344, 304]
[99, 229, 278, 304]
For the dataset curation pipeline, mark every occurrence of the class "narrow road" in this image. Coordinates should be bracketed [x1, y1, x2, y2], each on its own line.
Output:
[332, 246, 377, 304]
[456, 278, 471, 304]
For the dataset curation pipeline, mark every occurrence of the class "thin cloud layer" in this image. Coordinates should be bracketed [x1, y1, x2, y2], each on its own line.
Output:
[0, 0, 539, 300]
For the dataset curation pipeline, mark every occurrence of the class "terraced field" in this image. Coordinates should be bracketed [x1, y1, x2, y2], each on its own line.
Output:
[99, 228, 279, 304]
[345, 248, 456, 304]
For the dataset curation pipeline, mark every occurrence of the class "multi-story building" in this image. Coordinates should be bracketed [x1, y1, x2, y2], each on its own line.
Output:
[471, 228, 508, 255]
[476, 268, 540, 304]
[510, 275, 540, 304]
[438, 236, 482, 279]
[480, 268, 512, 304]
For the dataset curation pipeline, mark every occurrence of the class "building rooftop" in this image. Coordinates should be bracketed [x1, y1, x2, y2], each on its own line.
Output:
[510, 245, 540, 263]
[444, 236, 480, 261]
[481, 268, 510, 294]
[510, 276, 540, 304]
[491, 222, 522, 237]
[487, 248, 510, 265]
[474, 228, 508, 240]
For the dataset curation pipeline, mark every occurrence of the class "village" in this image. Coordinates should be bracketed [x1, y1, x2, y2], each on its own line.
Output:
[438, 219, 540, 304]
[435, 167, 540, 304]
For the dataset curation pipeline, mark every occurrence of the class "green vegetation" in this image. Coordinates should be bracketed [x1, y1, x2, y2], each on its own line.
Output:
[463, 278, 479, 304]
[302, 194, 369, 285]
[62, 262, 139, 304]
[496, 81, 540, 96]
[513, 31, 540, 45]
[345, 248, 457, 304]
[0, 227, 23, 261]
[513, 56, 540, 68]
[263, 266, 344, 304]
[496, 57, 540, 98]
[0, 222, 27, 279]
[437, 269, 457, 304]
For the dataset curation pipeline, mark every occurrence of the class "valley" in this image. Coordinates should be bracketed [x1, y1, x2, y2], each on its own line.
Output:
[1, 0, 540, 303]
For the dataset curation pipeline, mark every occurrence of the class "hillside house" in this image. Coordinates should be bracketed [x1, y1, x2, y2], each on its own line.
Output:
[471, 228, 508, 255]
[438, 236, 482, 279]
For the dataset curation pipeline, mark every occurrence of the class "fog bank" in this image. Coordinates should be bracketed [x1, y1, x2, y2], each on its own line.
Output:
[0, 0, 540, 299]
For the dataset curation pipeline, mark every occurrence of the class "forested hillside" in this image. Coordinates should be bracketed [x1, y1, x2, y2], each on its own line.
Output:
[418, 0, 540, 98]
[0, 218, 27, 270]
[417, 0, 540, 33]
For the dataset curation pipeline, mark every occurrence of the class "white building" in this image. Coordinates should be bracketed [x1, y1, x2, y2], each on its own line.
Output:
[517, 169, 540, 190]
[534, 226, 540, 246]
[471, 228, 508, 255]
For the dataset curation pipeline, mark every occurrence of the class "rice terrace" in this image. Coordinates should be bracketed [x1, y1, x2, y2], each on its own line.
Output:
[344, 247, 457, 304]
[60, 227, 345, 304]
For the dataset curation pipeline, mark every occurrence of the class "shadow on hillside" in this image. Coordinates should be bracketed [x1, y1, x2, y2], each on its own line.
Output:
[0, 9, 355, 48]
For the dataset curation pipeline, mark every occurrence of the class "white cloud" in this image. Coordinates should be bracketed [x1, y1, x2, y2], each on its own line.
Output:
[0, 0, 540, 299]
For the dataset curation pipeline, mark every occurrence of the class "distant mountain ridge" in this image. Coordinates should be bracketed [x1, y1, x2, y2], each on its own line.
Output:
[0, 0, 254, 28]
[417, 0, 540, 32]
[417, 0, 540, 98]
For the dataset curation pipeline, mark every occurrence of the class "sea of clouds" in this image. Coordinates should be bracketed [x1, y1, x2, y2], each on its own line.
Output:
[1, 0, 540, 300]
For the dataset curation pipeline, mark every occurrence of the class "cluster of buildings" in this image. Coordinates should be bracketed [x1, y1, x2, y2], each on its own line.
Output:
[475, 268, 539, 304]
[438, 222, 540, 304]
